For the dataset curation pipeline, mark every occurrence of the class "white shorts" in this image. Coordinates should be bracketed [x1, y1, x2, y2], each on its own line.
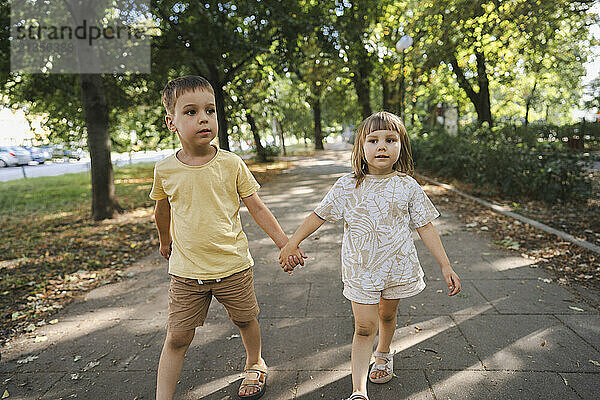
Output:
[343, 278, 426, 305]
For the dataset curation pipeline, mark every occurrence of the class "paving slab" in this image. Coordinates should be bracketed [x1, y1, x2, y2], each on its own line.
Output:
[425, 370, 580, 399]
[453, 314, 600, 372]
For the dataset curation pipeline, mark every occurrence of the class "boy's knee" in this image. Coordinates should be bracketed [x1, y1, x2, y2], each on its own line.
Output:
[354, 321, 377, 337]
[232, 317, 257, 329]
[165, 330, 194, 350]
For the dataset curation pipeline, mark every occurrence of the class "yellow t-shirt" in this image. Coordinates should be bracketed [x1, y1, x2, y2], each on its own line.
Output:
[149, 147, 260, 279]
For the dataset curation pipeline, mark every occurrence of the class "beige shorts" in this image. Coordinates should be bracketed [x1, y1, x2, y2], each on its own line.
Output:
[343, 278, 426, 305]
[166, 267, 259, 331]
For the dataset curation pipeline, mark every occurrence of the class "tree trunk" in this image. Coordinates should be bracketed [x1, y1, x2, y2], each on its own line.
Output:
[276, 118, 286, 156]
[475, 50, 493, 125]
[79, 74, 122, 221]
[450, 53, 493, 126]
[206, 63, 229, 150]
[246, 112, 267, 162]
[524, 80, 537, 127]
[382, 76, 391, 111]
[311, 97, 324, 150]
[213, 82, 229, 150]
[353, 60, 372, 119]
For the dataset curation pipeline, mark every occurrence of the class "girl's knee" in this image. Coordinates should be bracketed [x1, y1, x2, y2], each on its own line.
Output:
[166, 330, 194, 350]
[354, 320, 377, 337]
[378, 310, 396, 323]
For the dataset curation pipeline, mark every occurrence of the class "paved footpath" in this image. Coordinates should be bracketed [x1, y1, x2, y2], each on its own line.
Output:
[2, 145, 600, 399]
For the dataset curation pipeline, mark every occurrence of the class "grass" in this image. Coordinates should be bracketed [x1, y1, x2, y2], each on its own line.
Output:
[0, 162, 156, 216]
[0, 158, 290, 345]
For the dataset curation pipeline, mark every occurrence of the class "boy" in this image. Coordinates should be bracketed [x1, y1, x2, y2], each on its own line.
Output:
[150, 76, 304, 400]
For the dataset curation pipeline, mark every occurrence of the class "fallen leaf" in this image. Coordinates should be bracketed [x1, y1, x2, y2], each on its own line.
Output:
[414, 325, 422, 333]
[417, 348, 438, 354]
[73, 355, 82, 362]
[540, 340, 547, 347]
[49, 319, 59, 325]
[34, 336, 47, 343]
[83, 361, 100, 371]
[590, 360, 600, 367]
[16, 355, 38, 364]
[2, 390, 9, 399]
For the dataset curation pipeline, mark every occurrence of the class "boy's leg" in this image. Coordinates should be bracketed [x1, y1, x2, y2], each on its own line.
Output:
[371, 298, 400, 380]
[351, 301, 379, 395]
[211, 268, 263, 397]
[233, 318, 262, 368]
[233, 317, 265, 396]
[156, 329, 195, 400]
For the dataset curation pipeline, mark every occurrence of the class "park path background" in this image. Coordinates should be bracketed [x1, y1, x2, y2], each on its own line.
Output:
[1, 144, 599, 399]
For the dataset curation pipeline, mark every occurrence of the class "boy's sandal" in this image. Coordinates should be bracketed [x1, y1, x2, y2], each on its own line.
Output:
[368, 351, 394, 384]
[238, 362, 268, 400]
[345, 391, 369, 400]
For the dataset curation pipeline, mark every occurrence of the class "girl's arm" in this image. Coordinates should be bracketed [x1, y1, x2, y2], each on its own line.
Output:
[416, 222, 461, 296]
[279, 212, 326, 268]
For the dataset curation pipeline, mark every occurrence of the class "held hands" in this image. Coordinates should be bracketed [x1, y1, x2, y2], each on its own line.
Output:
[441, 265, 461, 296]
[278, 244, 307, 274]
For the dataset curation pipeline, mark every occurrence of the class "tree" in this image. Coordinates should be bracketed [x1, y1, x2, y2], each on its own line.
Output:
[411, 0, 596, 126]
[2, 0, 154, 220]
[151, 0, 291, 151]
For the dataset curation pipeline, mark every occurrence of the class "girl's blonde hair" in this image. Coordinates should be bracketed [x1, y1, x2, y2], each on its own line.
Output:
[351, 111, 414, 187]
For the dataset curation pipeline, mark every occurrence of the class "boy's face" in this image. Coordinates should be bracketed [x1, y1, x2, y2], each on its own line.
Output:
[165, 89, 218, 149]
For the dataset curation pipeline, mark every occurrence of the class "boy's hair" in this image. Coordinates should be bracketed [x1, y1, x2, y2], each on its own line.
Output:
[351, 111, 414, 187]
[162, 75, 214, 115]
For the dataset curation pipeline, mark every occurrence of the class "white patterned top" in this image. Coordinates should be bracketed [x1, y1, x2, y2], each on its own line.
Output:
[314, 172, 439, 291]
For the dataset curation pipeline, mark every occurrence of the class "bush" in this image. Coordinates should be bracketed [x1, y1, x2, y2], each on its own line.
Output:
[411, 126, 593, 203]
[264, 144, 281, 159]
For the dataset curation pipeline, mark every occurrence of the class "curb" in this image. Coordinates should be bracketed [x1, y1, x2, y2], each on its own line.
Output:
[416, 173, 600, 255]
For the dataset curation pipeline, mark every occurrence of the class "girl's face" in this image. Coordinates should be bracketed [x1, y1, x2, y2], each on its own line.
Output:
[363, 129, 400, 175]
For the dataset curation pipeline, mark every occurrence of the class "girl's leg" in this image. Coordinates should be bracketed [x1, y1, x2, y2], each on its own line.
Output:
[371, 298, 400, 380]
[233, 317, 264, 396]
[351, 301, 379, 394]
[156, 329, 195, 400]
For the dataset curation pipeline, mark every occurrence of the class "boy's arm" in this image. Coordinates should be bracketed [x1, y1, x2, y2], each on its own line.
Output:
[415, 222, 461, 296]
[279, 212, 326, 266]
[154, 198, 172, 260]
[242, 193, 288, 248]
[242, 193, 306, 266]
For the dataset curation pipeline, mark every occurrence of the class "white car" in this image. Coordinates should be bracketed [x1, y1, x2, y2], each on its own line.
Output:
[9, 146, 33, 165]
[0, 146, 19, 167]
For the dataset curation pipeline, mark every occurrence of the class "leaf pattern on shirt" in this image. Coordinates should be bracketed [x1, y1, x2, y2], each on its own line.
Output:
[315, 172, 439, 291]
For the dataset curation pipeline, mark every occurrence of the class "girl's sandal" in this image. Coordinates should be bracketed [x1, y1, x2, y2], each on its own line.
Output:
[368, 351, 394, 384]
[238, 362, 268, 400]
[345, 391, 369, 400]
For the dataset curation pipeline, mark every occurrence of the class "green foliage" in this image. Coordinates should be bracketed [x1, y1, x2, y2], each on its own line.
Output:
[411, 125, 594, 203]
[264, 144, 281, 158]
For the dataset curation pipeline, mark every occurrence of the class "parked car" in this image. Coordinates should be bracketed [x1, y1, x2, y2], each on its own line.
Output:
[51, 144, 85, 160]
[8, 146, 32, 165]
[0, 146, 18, 167]
[25, 146, 52, 164]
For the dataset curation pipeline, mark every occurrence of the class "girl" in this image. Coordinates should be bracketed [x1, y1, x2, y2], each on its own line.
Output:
[279, 111, 461, 400]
